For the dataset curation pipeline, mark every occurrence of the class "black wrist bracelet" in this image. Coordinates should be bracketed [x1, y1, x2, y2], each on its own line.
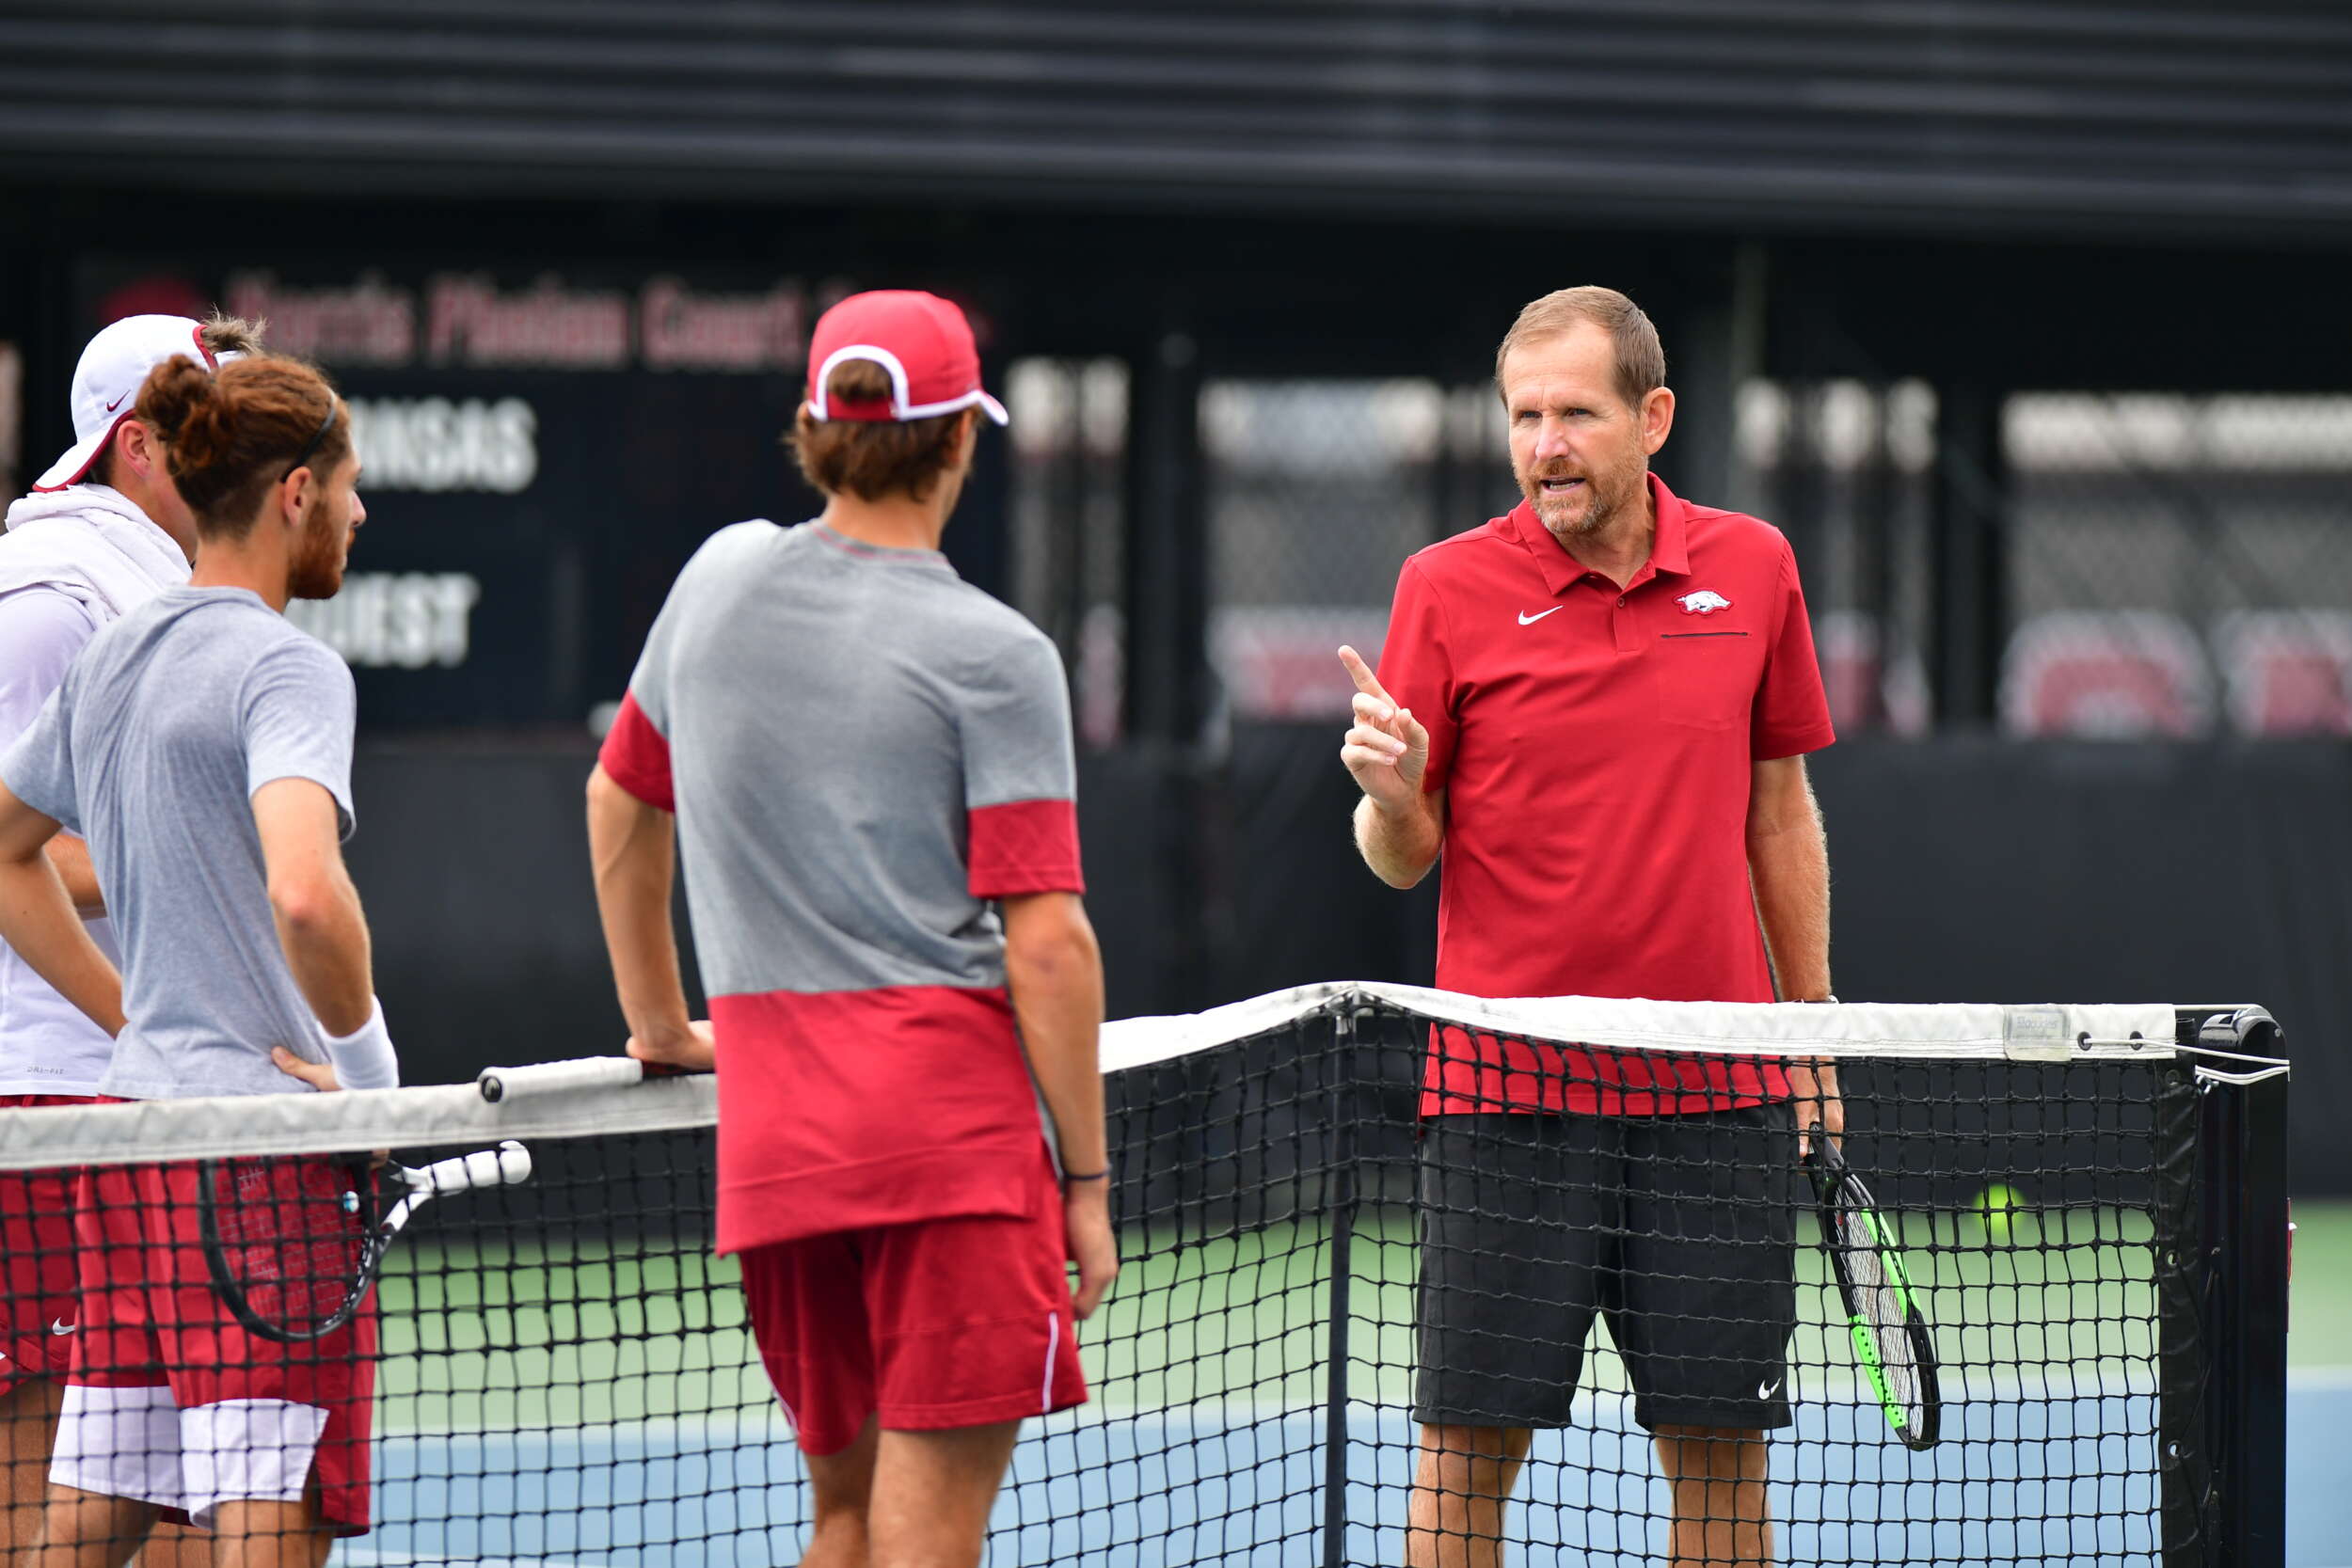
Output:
[1062, 1168, 1109, 1182]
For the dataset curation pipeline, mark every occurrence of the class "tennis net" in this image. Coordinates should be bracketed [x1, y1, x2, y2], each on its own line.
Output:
[0, 989, 2290, 1567]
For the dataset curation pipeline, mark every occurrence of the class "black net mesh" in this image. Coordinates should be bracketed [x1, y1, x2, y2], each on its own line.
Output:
[0, 1000, 2230, 1566]
[1082, 1005, 2207, 1567]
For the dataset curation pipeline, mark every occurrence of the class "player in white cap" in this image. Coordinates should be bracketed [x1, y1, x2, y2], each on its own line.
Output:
[0, 345, 384, 1568]
[0, 312, 259, 1562]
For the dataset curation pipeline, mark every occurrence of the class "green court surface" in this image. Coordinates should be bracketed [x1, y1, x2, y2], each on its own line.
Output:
[1096, 1204, 2182, 1412]
[374, 1240, 765, 1432]
[360, 1198, 2350, 1564]
[2290, 1199, 2352, 1369]
[374, 1196, 2331, 1428]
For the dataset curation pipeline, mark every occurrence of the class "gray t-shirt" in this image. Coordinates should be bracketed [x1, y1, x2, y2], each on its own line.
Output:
[596, 518, 1085, 1251]
[0, 587, 356, 1099]
[610, 518, 1083, 1002]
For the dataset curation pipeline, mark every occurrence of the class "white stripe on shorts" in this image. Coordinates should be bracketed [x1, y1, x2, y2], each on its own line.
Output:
[1041, 1310, 1059, 1413]
[50, 1385, 185, 1513]
[180, 1399, 328, 1530]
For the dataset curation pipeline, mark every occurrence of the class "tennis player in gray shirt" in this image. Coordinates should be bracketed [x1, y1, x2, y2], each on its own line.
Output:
[0, 351, 389, 1566]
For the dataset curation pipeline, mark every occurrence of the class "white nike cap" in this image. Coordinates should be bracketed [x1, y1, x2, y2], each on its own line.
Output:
[33, 315, 246, 493]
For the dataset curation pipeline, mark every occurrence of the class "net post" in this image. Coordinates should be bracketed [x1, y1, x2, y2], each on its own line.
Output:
[1321, 1004, 1362, 1568]
[2154, 1048, 2206, 1568]
[2191, 1006, 2291, 1568]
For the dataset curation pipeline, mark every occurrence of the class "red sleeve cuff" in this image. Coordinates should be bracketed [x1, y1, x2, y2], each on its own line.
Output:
[1752, 721, 1837, 762]
[968, 798, 1085, 898]
[598, 691, 675, 813]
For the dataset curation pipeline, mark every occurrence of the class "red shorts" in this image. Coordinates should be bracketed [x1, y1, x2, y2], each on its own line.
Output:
[0, 1093, 96, 1390]
[56, 1158, 376, 1534]
[738, 1153, 1087, 1455]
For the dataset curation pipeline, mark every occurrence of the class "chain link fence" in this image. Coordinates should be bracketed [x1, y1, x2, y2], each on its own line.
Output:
[1199, 379, 1507, 728]
[1007, 358, 1130, 750]
[1754, 383, 2352, 739]
[1734, 380, 1939, 737]
[1008, 363, 2352, 743]
[2004, 394, 2352, 738]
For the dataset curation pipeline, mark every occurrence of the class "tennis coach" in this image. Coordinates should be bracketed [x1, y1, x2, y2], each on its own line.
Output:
[1339, 286, 1838, 1568]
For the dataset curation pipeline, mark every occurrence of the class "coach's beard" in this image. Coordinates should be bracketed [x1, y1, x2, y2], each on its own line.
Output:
[1522, 462, 1636, 543]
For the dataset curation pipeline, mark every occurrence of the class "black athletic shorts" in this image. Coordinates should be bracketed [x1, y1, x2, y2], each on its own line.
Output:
[1413, 1103, 1799, 1433]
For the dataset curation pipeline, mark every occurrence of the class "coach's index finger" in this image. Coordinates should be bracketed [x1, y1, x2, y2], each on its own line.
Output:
[1338, 645, 1392, 709]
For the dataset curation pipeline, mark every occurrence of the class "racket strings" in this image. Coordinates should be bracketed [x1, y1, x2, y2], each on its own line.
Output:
[1833, 1201, 1927, 1424]
[209, 1157, 369, 1328]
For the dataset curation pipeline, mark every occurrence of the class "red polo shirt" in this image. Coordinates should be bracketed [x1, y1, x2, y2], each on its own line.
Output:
[1376, 474, 1836, 1117]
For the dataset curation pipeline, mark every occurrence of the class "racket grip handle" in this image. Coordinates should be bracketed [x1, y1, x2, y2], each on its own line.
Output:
[419, 1141, 532, 1193]
[477, 1057, 647, 1102]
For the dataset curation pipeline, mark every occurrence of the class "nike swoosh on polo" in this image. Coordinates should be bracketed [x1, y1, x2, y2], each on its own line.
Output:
[50, 1319, 74, 1336]
[1757, 1376, 1783, 1400]
[1518, 607, 1563, 626]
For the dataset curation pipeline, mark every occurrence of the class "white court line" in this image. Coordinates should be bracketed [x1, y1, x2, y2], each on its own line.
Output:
[338, 1555, 600, 1568]
[2288, 1364, 2352, 1392]
[370, 1364, 2349, 1448]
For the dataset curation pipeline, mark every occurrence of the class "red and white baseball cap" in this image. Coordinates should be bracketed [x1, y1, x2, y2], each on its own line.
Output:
[803, 291, 1008, 426]
[33, 314, 244, 492]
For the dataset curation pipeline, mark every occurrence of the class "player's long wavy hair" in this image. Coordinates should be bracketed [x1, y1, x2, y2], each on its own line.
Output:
[136, 354, 349, 541]
[788, 358, 970, 503]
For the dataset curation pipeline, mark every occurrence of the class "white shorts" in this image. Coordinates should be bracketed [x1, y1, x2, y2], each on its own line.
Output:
[50, 1386, 329, 1529]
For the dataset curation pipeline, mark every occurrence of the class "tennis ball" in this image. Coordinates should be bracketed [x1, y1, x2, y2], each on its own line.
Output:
[1972, 1183, 2026, 1243]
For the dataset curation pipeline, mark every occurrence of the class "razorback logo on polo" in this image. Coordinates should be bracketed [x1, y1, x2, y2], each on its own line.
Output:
[1677, 590, 1732, 615]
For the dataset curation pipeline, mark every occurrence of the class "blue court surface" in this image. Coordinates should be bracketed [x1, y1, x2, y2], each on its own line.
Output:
[337, 1370, 2349, 1567]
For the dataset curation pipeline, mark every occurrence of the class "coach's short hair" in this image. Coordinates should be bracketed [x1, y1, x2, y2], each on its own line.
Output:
[1494, 286, 1666, 411]
[788, 359, 970, 503]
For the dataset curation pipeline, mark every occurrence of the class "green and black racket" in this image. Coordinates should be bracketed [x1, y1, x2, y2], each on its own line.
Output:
[1804, 1125, 1941, 1449]
[199, 1142, 532, 1342]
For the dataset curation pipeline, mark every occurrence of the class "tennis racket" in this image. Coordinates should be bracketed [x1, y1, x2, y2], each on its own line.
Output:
[199, 1141, 533, 1343]
[1804, 1124, 1941, 1449]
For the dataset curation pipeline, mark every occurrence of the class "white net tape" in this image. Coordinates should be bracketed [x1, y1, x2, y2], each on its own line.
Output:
[0, 989, 2217, 1170]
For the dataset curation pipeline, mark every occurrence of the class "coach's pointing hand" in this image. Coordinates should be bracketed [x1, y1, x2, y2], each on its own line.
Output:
[1338, 646, 1429, 813]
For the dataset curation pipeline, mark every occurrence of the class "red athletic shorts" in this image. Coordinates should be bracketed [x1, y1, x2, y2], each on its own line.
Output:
[737, 1152, 1087, 1455]
[59, 1157, 376, 1533]
[0, 1092, 96, 1390]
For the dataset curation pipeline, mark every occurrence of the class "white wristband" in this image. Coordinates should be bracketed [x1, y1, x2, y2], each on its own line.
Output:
[321, 997, 400, 1092]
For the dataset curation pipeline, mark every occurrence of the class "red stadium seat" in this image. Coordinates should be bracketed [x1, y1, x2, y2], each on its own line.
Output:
[2214, 611, 2352, 737]
[2000, 612, 2215, 738]
[1212, 607, 1390, 721]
